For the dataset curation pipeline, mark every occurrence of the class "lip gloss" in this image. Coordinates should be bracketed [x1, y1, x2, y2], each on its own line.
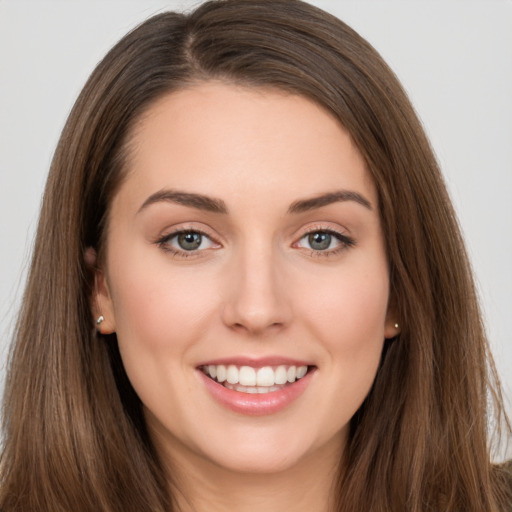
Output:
[198, 368, 314, 416]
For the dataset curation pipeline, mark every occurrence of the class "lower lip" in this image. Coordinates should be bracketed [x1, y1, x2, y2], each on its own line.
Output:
[198, 369, 315, 416]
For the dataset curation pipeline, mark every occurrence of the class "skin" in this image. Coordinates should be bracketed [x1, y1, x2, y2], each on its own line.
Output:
[92, 82, 399, 512]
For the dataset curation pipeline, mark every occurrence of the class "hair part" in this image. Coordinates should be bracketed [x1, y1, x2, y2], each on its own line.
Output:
[1, 1, 510, 510]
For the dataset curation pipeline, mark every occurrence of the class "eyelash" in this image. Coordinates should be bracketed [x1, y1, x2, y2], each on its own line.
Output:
[155, 228, 218, 258]
[295, 227, 356, 258]
[155, 226, 355, 259]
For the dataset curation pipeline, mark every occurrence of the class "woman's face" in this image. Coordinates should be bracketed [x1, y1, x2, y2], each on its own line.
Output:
[93, 82, 398, 475]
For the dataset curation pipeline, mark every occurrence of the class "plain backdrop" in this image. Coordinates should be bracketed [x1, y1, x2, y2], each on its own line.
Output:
[1, 0, 511, 457]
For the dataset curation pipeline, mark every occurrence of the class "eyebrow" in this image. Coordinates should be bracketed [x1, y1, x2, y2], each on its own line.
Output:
[138, 189, 228, 214]
[137, 188, 372, 216]
[287, 190, 372, 214]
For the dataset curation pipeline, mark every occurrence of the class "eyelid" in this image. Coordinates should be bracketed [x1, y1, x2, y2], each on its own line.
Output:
[292, 224, 356, 255]
[154, 224, 222, 257]
[153, 222, 355, 259]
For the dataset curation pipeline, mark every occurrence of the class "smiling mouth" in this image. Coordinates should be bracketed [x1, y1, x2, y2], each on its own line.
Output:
[200, 364, 313, 394]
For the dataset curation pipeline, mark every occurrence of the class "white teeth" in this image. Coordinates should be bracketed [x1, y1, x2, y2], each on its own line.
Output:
[216, 365, 227, 383]
[224, 383, 282, 394]
[226, 365, 238, 384]
[203, 364, 310, 389]
[275, 365, 288, 385]
[287, 366, 297, 383]
[208, 365, 217, 379]
[256, 366, 275, 386]
[296, 365, 307, 379]
[239, 366, 256, 386]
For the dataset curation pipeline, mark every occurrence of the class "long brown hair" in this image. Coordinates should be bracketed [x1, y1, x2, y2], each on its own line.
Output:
[1, 1, 510, 510]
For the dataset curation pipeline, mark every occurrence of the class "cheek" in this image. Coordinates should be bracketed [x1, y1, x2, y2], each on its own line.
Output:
[105, 254, 220, 423]
[310, 266, 389, 404]
[298, 254, 389, 408]
[300, 261, 390, 352]
[107, 251, 217, 357]
[280, 255, 390, 444]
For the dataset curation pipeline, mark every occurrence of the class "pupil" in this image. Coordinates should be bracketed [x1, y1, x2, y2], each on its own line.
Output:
[178, 232, 202, 250]
[309, 232, 331, 250]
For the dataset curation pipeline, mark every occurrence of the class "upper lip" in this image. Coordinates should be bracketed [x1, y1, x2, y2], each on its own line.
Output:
[196, 356, 314, 369]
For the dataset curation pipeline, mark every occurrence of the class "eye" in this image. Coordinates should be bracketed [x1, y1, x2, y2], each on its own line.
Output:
[304, 232, 335, 251]
[175, 232, 206, 251]
[295, 229, 355, 254]
[157, 230, 218, 255]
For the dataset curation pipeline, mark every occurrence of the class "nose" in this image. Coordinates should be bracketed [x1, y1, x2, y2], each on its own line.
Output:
[221, 244, 292, 336]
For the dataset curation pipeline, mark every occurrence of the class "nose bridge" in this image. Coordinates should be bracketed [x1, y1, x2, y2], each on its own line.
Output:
[222, 235, 290, 334]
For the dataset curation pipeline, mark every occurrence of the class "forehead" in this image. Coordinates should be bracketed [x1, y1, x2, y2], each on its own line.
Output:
[115, 82, 377, 214]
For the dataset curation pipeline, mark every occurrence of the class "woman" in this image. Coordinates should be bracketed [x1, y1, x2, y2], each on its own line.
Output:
[1, 0, 510, 510]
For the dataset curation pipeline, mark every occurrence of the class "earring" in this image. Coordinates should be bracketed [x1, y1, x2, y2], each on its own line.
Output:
[394, 323, 399, 329]
[96, 315, 105, 325]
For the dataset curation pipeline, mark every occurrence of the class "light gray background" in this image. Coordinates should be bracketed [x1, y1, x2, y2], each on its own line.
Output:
[1, 1, 511, 457]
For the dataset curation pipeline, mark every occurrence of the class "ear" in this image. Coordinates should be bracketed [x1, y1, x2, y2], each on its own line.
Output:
[384, 296, 401, 339]
[384, 316, 401, 339]
[85, 247, 116, 334]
